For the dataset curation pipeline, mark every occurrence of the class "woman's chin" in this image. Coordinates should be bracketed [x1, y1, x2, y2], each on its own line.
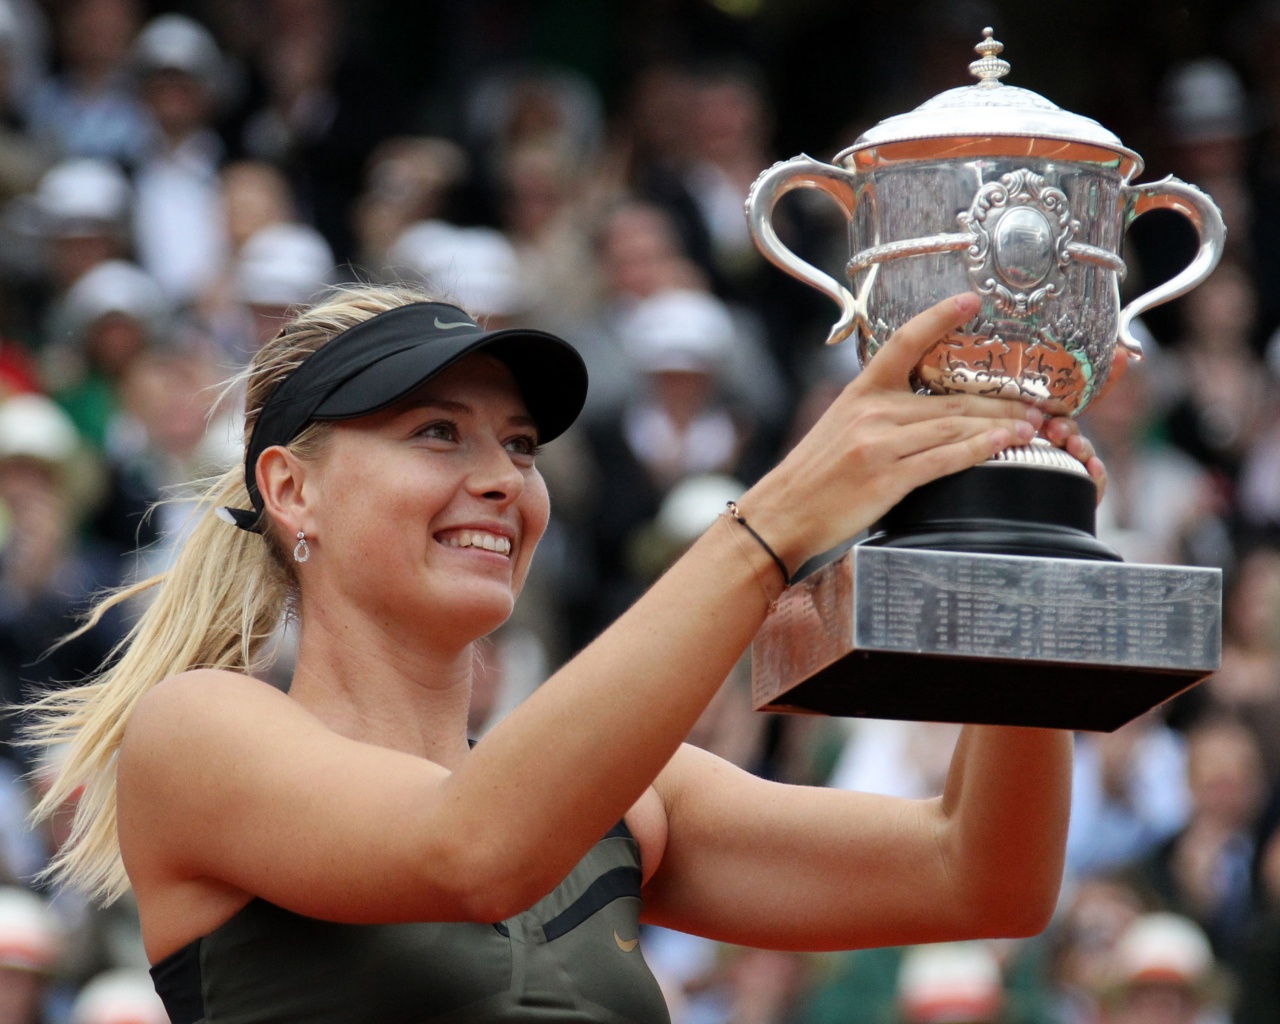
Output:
[435, 592, 516, 642]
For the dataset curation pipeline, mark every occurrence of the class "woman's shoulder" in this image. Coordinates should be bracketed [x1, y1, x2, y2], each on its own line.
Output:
[120, 670, 305, 774]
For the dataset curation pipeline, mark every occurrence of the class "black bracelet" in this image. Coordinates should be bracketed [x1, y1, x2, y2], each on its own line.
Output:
[724, 501, 791, 587]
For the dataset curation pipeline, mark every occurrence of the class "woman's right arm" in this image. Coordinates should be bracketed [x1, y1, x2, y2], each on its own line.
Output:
[119, 293, 1045, 927]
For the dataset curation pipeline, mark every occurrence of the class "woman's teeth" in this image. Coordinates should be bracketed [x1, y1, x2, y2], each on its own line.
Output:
[444, 531, 512, 555]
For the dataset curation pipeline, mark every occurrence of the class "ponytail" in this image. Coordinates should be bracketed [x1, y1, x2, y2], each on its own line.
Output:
[26, 467, 292, 902]
[25, 282, 445, 903]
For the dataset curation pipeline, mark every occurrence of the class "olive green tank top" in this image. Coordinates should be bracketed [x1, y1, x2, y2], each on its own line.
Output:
[150, 821, 671, 1024]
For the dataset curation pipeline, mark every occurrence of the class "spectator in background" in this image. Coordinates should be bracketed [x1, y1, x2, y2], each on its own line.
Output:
[349, 137, 468, 280]
[580, 287, 771, 641]
[829, 719, 962, 801]
[219, 161, 296, 258]
[28, 159, 130, 307]
[1132, 718, 1268, 971]
[44, 259, 170, 452]
[1158, 58, 1256, 266]
[682, 62, 775, 293]
[462, 66, 603, 227]
[1234, 823, 1280, 1024]
[108, 345, 239, 582]
[1047, 876, 1147, 1024]
[130, 14, 228, 305]
[1127, 57, 1257, 346]
[1162, 263, 1269, 486]
[23, 0, 145, 167]
[0, 394, 121, 766]
[568, 199, 709, 424]
[615, 63, 717, 289]
[232, 221, 334, 355]
[196, 159, 299, 356]
[68, 969, 166, 1024]
[388, 222, 531, 327]
[1096, 912, 1228, 1024]
[1066, 714, 1192, 879]
[496, 141, 601, 336]
[572, 200, 788, 429]
[239, 0, 401, 263]
[0, 2, 50, 204]
[0, 887, 59, 1024]
[1193, 544, 1280, 782]
[1081, 347, 1227, 568]
[895, 942, 1003, 1024]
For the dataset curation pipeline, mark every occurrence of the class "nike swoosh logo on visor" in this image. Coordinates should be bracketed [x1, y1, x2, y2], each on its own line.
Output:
[614, 932, 639, 952]
[434, 318, 475, 330]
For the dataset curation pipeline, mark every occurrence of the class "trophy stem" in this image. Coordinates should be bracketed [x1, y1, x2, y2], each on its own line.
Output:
[864, 459, 1120, 562]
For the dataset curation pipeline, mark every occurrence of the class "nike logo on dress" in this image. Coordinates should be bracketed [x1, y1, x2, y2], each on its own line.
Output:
[614, 932, 639, 952]
[434, 318, 474, 330]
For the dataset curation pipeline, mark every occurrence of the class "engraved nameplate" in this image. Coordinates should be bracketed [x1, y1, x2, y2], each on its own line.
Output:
[751, 545, 1222, 731]
[852, 546, 1220, 670]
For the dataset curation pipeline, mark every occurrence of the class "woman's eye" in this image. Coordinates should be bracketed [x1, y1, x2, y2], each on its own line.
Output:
[416, 420, 459, 442]
[505, 435, 542, 458]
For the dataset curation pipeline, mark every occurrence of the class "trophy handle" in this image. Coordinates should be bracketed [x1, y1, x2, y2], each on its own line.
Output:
[746, 155, 861, 345]
[1118, 176, 1226, 359]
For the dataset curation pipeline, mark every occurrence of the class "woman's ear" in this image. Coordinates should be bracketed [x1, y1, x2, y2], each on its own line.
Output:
[256, 445, 314, 538]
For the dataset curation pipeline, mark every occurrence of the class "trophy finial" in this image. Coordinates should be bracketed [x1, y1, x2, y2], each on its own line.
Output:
[969, 27, 1010, 86]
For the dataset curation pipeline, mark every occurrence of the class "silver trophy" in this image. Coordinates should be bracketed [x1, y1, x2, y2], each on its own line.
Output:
[746, 29, 1224, 731]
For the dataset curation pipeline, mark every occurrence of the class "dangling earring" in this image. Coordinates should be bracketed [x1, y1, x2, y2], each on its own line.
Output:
[293, 531, 310, 563]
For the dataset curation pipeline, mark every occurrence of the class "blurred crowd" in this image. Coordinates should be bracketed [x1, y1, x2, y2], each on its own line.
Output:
[0, 0, 1274, 1021]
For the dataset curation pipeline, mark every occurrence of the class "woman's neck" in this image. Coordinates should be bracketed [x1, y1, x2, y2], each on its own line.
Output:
[285, 600, 477, 769]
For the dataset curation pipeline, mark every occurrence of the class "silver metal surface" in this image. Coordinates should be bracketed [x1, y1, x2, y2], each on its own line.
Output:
[989, 436, 1090, 475]
[752, 546, 1223, 730]
[744, 27, 1227, 417]
[841, 29, 1139, 176]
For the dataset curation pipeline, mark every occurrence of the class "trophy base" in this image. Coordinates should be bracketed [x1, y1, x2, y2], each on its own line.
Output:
[752, 467, 1222, 731]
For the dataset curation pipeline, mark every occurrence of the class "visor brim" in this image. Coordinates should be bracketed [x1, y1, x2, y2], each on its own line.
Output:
[310, 326, 588, 444]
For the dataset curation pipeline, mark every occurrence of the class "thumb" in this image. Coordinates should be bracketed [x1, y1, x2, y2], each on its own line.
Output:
[860, 292, 980, 390]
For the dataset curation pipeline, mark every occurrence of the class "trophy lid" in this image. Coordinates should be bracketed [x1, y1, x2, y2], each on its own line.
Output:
[837, 29, 1142, 178]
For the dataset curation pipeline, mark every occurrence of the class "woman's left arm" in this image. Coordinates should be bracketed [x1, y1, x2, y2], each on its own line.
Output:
[641, 726, 1072, 952]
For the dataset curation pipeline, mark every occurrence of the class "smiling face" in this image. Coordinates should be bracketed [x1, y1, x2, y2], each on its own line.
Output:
[294, 353, 550, 647]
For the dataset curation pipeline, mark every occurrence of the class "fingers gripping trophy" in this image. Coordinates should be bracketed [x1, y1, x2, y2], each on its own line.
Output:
[745, 29, 1225, 731]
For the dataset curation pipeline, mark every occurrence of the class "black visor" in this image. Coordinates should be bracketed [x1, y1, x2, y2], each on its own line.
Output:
[220, 301, 588, 533]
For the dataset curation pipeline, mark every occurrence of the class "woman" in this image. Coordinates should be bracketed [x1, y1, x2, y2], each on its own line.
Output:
[29, 284, 1101, 1022]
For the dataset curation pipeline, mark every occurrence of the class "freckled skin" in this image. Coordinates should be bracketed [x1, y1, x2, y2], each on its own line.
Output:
[300, 354, 551, 651]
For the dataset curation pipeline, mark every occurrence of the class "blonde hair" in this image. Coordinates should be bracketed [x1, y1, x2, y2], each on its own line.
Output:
[26, 282, 442, 903]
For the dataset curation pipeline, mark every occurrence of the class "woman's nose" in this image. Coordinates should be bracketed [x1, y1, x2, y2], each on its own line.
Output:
[468, 442, 525, 504]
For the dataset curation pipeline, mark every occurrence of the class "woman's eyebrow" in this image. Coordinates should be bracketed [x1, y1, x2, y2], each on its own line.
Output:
[397, 395, 537, 428]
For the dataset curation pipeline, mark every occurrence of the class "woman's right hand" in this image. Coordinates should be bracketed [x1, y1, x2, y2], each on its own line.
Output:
[740, 292, 1046, 572]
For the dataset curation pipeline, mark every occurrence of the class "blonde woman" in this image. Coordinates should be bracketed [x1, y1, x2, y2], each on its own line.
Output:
[30, 284, 1100, 1022]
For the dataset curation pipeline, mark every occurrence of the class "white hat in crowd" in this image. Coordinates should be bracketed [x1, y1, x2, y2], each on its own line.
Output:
[1110, 912, 1214, 988]
[0, 887, 59, 974]
[34, 159, 131, 237]
[71, 969, 169, 1024]
[897, 941, 1003, 1024]
[133, 14, 223, 90]
[620, 289, 735, 376]
[236, 223, 335, 307]
[0, 0, 19, 49]
[389, 221, 529, 318]
[1161, 57, 1252, 143]
[60, 260, 172, 344]
[0, 394, 80, 469]
[656, 474, 745, 547]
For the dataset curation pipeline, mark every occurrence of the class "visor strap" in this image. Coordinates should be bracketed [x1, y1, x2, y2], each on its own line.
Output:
[216, 506, 265, 534]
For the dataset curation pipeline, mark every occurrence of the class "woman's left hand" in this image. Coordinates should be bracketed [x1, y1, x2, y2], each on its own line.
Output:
[1040, 416, 1107, 504]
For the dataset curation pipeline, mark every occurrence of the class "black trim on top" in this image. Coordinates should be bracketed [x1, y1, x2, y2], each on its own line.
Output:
[149, 938, 204, 1024]
[603, 819, 633, 842]
[541, 865, 642, 942]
